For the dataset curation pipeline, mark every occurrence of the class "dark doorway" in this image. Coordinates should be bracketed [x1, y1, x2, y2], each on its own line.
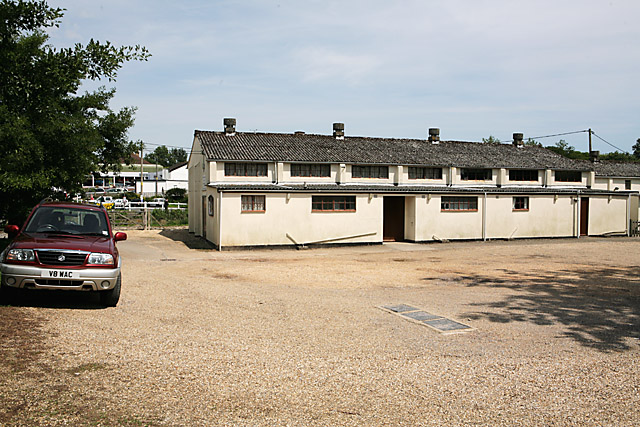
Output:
[580, 197, 589, 236]
[383, 197, 405, 241]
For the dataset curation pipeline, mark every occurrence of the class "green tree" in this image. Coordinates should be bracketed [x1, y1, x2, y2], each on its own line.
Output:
[145, 146, 187, 167]
[599, 151, 638, 162]
[524, 138, 541, 147]
[0, 0, 150, 224]
[546, 140, 588, 160]
[633, 138, 640, 159]
[482, 135, 501, 144]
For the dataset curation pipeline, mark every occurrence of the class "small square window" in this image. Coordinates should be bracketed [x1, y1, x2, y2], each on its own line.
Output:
[513, 196, 529, 211]
[625, 180, 631, 190]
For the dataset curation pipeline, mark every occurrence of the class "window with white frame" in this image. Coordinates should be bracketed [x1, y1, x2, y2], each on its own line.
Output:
[241, 195, 266, 212]
[441, 196, 478, 211]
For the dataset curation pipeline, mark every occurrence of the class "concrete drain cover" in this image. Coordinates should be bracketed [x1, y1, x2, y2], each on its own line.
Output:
[379, 304, 474, 334]
[383, 304, 418, 313]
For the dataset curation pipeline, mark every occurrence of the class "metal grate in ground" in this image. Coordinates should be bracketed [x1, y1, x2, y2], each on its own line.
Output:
[379, 304, 474, 334]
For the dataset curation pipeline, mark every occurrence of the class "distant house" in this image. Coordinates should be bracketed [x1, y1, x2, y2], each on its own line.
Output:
[84, 154, 162, 190]
[141, 161, 189, 195]
[188, 118, 639, 250]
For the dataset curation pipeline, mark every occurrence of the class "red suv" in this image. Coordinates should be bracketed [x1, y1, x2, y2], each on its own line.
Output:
[1, 201, 127, 306]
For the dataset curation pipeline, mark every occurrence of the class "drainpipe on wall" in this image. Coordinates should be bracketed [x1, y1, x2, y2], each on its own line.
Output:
[482, 191, 487, 241]
[627, 193, 632, 237]
[218, 193, 223, 250]
[576, 190, 581, 239]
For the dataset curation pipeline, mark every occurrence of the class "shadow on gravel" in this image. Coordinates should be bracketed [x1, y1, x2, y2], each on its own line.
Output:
[1, 289, 106, 310]
[160, 228, 216, 250]
[456, 266, 640, 352]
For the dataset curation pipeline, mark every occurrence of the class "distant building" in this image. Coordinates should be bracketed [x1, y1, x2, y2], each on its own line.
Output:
[188, 118, 639, 250]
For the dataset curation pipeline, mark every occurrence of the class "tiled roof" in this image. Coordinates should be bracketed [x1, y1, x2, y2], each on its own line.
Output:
[593, 160, 640, 177]
[195, 131, 590, 171]
[169, 161, 188, 171]
[210, 183, 633, 195]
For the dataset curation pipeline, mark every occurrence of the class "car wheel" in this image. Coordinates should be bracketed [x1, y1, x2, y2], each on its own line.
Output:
[100, 273, 121, 307]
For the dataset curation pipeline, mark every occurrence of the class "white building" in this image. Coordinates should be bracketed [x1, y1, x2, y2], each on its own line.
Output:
[138, 161, 188, 196]
[188, 118, 640, 250]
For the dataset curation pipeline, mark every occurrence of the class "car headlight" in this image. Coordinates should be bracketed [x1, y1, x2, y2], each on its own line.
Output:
[87, 253, 114, 265]
[6, 249, 35, 262]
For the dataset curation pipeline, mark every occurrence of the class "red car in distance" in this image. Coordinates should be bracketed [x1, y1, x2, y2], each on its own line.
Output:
[1, 201, 126, 306]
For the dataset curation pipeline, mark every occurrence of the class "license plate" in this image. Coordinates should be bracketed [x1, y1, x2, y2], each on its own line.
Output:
[41, 270, 79, 279]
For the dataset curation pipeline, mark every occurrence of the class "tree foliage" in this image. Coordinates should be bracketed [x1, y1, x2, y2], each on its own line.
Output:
[633, 138, 640, 159]
[546, 140, 639, 162]
[481, 135, 501, 144]
[0, 0, 150, 224]
[144, 146, 187, 167]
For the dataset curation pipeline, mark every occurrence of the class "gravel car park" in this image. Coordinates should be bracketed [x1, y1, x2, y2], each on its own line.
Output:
[0, 232, 638, 426]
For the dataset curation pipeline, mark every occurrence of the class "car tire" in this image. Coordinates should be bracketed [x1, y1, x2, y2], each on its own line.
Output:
[100, 273, 121, 307]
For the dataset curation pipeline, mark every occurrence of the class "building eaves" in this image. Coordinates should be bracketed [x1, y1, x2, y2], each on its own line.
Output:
[209, 183, 635, 196]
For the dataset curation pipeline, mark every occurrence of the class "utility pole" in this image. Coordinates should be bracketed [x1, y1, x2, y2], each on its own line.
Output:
[588, 128, 592, 153]
[139, 143, 144, 202]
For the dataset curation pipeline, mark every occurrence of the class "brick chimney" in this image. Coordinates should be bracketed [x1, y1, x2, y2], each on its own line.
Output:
[512, 133, 524, 147]
[223, 118, 236, 135]
[333, 122, 344, 139]
[429, 128, 440, 144]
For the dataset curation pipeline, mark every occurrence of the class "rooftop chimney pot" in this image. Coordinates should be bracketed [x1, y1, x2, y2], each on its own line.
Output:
[429, 128, 440, 144]
[333, 122, 345, 139]
[512, 133, 524, 147]
[223, 117, 236, 135]
[590, 150, 600, 163]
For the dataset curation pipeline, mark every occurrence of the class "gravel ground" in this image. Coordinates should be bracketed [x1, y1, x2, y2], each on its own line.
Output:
[1, 231, 639, 426]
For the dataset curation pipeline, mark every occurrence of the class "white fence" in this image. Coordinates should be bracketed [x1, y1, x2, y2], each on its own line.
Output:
[119, 202, 186, 211]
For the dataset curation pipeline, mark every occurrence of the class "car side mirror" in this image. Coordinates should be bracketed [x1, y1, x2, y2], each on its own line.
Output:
[114, 232, 127, 242]
[4, 225, 19, 239]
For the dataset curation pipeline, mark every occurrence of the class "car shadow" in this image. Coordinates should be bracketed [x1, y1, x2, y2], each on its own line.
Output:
[1, 289, 107, 309]
[159, 228, 216, 250]
[454, 265, 640, 352]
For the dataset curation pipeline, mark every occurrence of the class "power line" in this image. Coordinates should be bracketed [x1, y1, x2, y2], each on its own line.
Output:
[528, 130, 589, 140]
[591, 132, 629, 154]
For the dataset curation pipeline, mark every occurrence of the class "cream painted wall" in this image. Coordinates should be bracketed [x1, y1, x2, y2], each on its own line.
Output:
[588, 196, 629, 235]
[218, 193, 383, 247]
[187, 138, 205, 236]
[484, 195, 575, 239]
[413, 195, 484, 240]
[404, 197, 417, 241]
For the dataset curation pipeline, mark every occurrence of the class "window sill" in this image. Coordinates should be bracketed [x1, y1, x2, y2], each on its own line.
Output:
[441, 209, 478, 212]
[312, 209, 357, 213]
[512, 209, 530, 212]
[241, 210, 266, 213]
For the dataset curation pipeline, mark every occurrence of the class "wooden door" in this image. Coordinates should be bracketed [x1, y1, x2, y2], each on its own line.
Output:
[580, 197, 589, 236]
[383, 197, 405, 241]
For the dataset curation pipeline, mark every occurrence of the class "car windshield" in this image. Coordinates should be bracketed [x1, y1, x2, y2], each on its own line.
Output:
[24, 206, 110, 236]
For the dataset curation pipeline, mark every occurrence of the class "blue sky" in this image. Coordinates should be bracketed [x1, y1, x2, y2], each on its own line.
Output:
[48, 0, 640, 155]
